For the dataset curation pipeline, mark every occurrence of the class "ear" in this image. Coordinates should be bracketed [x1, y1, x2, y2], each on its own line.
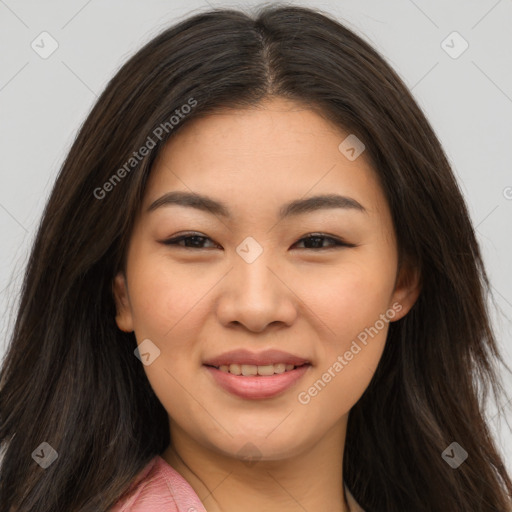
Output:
[112, 271, 134, 332]
[389, 260, 421, 322]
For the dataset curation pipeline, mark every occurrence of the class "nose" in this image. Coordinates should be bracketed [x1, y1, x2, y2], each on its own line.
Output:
[215, 245, 298, 333]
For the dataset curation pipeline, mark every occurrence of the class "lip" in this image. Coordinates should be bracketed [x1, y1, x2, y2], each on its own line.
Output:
[205, 363, 311, 400]
[203, 349, 309, 367]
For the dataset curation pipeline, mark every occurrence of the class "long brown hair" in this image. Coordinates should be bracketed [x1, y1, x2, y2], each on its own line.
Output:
[1, 5, 511, 511]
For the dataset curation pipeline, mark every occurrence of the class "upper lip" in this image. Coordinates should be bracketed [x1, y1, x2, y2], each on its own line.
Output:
[203, 349, 310, 367]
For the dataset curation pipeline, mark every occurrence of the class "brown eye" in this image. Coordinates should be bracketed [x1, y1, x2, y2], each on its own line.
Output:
[161, 233, 220, 249]
[293, 234, 354, 250]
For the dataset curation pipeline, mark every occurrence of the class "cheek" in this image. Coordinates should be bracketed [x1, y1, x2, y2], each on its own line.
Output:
[296, 274, 392, 418]
[297, 341, 384, 426]
[127, 257, 206, 341]
[293, 255, 395, 408]
[295, 255, 397, 343]
[127, 262, 208, 423]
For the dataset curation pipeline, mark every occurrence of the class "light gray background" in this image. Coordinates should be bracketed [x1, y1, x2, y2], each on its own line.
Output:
[1, 0, 511, 472]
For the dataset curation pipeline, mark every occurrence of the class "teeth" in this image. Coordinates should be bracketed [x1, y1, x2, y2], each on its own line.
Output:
[258, 364, 278, 376]
[217, 363, 302, 376]
[241, 364, 258, 376]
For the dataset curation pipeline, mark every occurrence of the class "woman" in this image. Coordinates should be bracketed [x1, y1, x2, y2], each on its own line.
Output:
[1, 5, 511, 511]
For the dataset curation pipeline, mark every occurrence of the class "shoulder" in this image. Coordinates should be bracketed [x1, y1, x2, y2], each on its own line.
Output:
[110, 455, 206, 512]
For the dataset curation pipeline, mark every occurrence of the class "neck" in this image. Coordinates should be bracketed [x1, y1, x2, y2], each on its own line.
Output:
[162, 420, 350, 512]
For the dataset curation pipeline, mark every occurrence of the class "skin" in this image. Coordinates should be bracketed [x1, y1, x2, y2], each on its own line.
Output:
[113, 96, 421, 512]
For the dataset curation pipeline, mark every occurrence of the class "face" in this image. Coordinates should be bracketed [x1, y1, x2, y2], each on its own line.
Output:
[113, 97, 419, 462]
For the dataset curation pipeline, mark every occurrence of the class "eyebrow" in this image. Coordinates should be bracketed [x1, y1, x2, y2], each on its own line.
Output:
[146, 191, 367, 219]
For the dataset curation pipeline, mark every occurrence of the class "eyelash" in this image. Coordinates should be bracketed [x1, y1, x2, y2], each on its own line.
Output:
[160, 232, 355, 251]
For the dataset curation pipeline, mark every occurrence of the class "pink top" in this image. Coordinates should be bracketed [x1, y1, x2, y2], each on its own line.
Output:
[110, 454, 365, 511]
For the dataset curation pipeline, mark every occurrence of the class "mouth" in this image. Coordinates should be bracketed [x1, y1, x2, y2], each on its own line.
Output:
[203, 353, 311, 400]
[203, 349, 312, 399]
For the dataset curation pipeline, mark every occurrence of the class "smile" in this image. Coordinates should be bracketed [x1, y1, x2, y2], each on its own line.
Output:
[214, 363, 303, 376]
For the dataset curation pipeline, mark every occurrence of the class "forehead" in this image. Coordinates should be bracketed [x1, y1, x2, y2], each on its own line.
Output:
[143, 97, 388, 221]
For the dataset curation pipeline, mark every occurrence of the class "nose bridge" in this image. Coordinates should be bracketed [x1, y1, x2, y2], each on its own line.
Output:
[216, 234, 297, 331]
[233, 235, 278, 299]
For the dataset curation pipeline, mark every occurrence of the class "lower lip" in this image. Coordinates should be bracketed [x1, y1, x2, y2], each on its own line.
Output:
[205, 364, 310, 400]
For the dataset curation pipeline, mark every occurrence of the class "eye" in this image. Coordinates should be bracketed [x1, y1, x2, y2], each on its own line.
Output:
[160, 233, 220, 249]
[160, 232, 354, 250]
[293, 233, 355, 250]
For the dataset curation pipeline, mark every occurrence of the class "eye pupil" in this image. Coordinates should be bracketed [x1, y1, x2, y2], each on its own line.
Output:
[184, 235, 208, 248]
[303, 236, 325, 249]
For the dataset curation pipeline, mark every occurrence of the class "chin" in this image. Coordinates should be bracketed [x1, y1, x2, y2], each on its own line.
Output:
[206, 430, 310, 463]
